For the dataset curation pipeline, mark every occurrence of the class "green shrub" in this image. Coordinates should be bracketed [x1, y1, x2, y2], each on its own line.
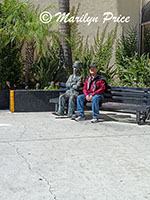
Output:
[33, 38, 65, 88]
[0, 0, 57, 88]
[70, 3, 83, 62]
[43, 81, 60, 90]
[115, 26, 138, 67]
[69, 5, 118, 82]
[115, 53, 150, 87]
[93, 24, 118, 82]
[115, 26, 150, 87]
[80, 37, 94, 80]
[0, 42, 23, 89]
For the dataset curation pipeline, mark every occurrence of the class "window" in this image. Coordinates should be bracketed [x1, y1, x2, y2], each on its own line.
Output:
[141, 1, 150, 55]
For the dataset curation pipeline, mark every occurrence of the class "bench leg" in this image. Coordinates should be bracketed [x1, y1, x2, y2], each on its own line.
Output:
[146, 107, 150, 121]
[55, 103, 58, 112]
[136, 110, 146, 125]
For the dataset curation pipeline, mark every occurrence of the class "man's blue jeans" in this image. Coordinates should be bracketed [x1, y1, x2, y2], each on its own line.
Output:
[77, 94, 104, 119]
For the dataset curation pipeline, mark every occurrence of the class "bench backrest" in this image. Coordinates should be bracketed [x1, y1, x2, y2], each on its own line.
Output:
[60, 82, 150, 106]
[104, 86, 150, 105]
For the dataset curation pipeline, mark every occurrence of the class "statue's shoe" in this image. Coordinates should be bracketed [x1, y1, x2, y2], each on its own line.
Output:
[55, 112, 64, 116]
[67, 114, 73, 118]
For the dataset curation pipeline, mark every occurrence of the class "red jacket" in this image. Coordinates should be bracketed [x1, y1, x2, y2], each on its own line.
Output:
[83, 75, 106, 97]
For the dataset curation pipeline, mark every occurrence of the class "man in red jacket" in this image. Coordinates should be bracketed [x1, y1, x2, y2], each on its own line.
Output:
[75, 64, 107, 123]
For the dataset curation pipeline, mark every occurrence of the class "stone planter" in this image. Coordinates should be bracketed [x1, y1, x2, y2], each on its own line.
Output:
[0, 89, 9, 109]
[10, 89, 65, 112]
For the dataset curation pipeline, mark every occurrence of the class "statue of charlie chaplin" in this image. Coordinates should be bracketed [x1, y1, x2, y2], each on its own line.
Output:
[56, 61, 82, 117]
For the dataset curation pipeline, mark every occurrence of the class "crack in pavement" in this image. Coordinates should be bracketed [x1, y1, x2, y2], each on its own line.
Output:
[8, 142, 57, 200]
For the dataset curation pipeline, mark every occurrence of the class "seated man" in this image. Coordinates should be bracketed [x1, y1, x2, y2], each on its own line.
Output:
[75, 64, 107, 123]
[56, 61, 82, 117]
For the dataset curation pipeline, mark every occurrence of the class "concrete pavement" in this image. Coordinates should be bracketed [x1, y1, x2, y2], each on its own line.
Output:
[0, 110, 150, 200]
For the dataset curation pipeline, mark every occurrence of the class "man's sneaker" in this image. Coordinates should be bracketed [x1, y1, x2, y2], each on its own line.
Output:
[71, 114, 77, 120]
[91, 118, 99, 123]
[75, 116, 85, 121]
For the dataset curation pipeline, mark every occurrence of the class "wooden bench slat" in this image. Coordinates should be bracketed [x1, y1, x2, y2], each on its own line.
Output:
[109, 86, 150, 91]
[103, 97, 150, 105]
[86, 102, 145, 111]
[104, 92, 150, 98]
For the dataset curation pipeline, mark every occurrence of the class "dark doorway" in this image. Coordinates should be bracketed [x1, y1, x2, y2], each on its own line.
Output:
[141, 1, 150, 55]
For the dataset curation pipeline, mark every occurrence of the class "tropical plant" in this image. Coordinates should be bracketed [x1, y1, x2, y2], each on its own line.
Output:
[43, 81, 60, 90]
[0, 0, 57, 88]
[69, 3, 83, 62]
[79, 37, 94, 80]
[93, 24, 118, 82]
[115, 53, 150, 87]
[0, 3, 23, 89]
[33, 37, 65, 88]
[58, 0, 72, 74]
[0, 41, 23, 89]
[69, 12, 118, 81]
[115, 26, 138, 67]
[115, 26, 150, 87]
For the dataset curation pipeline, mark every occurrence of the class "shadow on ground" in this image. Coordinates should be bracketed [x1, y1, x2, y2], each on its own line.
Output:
[53, 111, 150, 125]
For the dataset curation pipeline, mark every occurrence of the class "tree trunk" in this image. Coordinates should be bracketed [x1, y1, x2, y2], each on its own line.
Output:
[25, 40, 35, 89]
[59, 0, 72, 76]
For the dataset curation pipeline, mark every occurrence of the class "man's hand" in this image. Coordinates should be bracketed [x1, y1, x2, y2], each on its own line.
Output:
[89, 95, 92, 101]
[86, 95, 92, 101]
[86, 95, 89, 101]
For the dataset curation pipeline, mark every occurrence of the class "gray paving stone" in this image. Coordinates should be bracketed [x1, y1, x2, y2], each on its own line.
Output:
[0, 110, 150, 200]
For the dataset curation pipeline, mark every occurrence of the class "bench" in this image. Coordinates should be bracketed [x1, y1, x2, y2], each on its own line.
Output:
[49, 85, 150, 125]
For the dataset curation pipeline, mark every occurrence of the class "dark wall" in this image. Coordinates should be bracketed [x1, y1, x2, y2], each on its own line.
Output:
[0, 90, 9, 109]
[14, 90, 64, 112]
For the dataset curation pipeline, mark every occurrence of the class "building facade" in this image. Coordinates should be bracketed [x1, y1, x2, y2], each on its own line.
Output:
[30, 0, 150, 53]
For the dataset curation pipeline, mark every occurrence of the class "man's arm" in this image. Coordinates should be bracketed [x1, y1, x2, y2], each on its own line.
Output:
[91, 80, 106, 96]
[83, 79, 88, 96]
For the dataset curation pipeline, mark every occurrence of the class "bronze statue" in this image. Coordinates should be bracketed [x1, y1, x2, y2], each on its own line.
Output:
[56, 61, 82, 117]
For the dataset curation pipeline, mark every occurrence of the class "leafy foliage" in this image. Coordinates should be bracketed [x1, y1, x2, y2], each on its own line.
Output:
[0, 0, 55, 53]
[93, 24, 118, 82]
[69, 3, 83, 62]
[33, 38, 65, 88]
[70, 9, 118, 83]
[115, 53, 150, 87]
[0, 2, 23, 89]
[0, 0, 58, 88]
[115, 26, 150, 87]
[80, 37, 94, 80]
[115, 26, 138, 67]
[0, 42, 23, 89]
[1, 1, 149, 89]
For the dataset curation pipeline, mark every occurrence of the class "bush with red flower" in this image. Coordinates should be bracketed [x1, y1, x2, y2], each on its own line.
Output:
[44, 81, 60, 90]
